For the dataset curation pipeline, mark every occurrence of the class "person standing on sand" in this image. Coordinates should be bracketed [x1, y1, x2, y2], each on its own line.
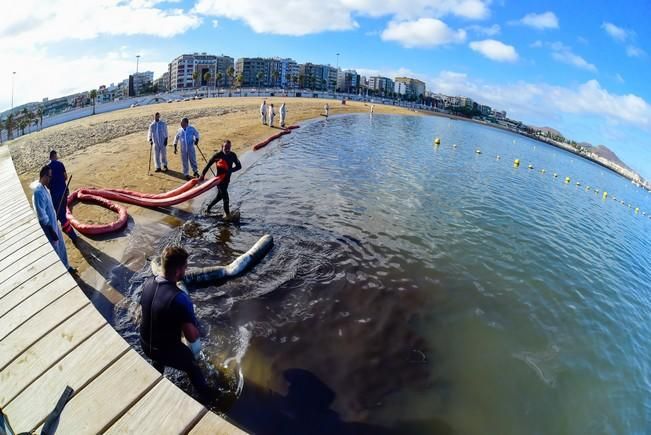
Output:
[200, 140, 242, 218]
[32, 166, 74, 272]
[139, 246, 215, 404]
[173, 117, 200, 180]
[260, 100, 267, 125]
[324, 103, 329, 118]
[280, 102, 287, 128]
[268, 103, 276, 127]
[148, 112, 168, 172]
[48, 150, 77, 241]
[370, 104, 374, 115]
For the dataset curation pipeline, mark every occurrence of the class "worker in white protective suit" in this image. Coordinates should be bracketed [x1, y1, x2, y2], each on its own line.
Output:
[148, 112, 168, 172]
[173, 117, 200, 180]
[280, 102, 287, 128]
[260, 100, 267, 125]
[268, 103, 276, 127]
[32, 166, 73, 272]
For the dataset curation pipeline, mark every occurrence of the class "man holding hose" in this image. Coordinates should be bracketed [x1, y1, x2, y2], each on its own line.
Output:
[199, 140, 242, 218]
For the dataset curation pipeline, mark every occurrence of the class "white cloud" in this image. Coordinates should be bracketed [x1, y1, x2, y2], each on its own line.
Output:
[601, 22, 629, 41]
[626, 45, 646, 58]
[424, 70, 651, 130]
[381, 18, 466, 48]
[466, 24, 501, 36]
[0, 49, 169, 110]
[212, 19, 219, 28]
[530, 40, 543, 48]
[0, 0, 201, 51]
[549, 42, 597, 72]
[193, 0, 491, 36]
[469, 39, 518, 62]
[511, 11, 559, 30]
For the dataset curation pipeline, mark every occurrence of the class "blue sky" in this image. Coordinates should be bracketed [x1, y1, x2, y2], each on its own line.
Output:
[2, 0, 650, 176]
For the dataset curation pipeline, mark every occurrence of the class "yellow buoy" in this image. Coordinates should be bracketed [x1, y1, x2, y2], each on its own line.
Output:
[635, 207, 640, 214]
[434, 138, 441, 145]
[528, 164, 534, 169]
[576, 182, 581, 186]
[603, 191, 608, 199]
[513, 158, 520, 168]
[540, 169, 546, 174]
[586, 186, 591, 191]
[565, 177, 571, 183]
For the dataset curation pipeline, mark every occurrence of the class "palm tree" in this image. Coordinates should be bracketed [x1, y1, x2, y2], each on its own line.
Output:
[215, 72, 223, 93]
[192, 71, 199, 89]
[18, 118, 28, 136]
[27, 110, 35, 133]
[90, 89, 98, 115]
[226, 66, 235, 90]
[37, 106, 44, 130]
[236, 73, 243, 96]
[255, 71, 264, 95]
[203, 72, 211, 95]
[272, 70, 280, 89]
[6, 114, 14, 140]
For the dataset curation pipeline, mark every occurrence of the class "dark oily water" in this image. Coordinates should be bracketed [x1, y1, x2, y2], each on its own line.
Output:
[116, 114, 651, 435]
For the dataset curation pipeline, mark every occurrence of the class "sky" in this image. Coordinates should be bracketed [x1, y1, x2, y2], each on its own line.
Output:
[1, 0, 650, 176]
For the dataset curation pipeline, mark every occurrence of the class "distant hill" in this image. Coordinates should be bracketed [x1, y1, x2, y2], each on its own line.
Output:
[587, 144, 633, 172]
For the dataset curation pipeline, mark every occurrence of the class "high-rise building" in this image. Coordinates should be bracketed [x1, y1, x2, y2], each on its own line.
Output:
[394, 77, 426, 99]
[336, 70, 360, 93]
[368, 76, 394, 96]
[299, 63, 338, 91]
[168, 53, 234, 91]
[154, 72, 170, 92]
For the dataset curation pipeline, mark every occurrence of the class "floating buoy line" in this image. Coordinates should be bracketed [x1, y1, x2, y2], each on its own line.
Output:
[432, 137, 650, 218]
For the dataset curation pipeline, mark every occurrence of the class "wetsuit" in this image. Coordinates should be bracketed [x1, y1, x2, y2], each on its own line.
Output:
[201, 150, 242, 215]
[139, 276, 212, 402]
[48, 159, 76, 239]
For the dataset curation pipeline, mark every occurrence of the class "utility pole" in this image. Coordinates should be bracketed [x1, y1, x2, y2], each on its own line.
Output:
[11, 72, 16, 110]
[136, 55, 140, 74]
[336, 53, 340, 70]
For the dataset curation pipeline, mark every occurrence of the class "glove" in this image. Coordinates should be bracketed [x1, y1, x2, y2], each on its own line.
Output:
[45, 225, 59, 242]
[188, 338, 202, 360]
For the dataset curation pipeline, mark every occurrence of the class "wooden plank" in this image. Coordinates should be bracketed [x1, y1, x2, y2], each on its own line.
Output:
[2, 324, 130, 431]
[0, 227, 44, 263]
[0, 237, 49, 271]
[0, 219, 41, 250]
[0, 243, 56, 284]
[0, 288, 88, 370]
[105, 379, 206, 435]
[189, 411, 248, 435]
[0, 206, 33, 232]
[0, 304, 106, 406]
[32, 350, 162, 434]
[0, 263, 66, 318]
[0, 274, 77, 341]
[0, 250, 60, 298]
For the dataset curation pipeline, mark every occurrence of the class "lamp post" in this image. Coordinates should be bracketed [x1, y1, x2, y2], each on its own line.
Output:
[136, 55, 140, 74]
[11, 72, 16, 110]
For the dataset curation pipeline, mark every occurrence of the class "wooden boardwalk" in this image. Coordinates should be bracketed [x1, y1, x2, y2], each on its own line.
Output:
[0, 145, 246, 434]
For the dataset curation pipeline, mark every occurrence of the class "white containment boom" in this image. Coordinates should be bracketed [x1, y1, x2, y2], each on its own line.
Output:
[151, 234, 274, 286]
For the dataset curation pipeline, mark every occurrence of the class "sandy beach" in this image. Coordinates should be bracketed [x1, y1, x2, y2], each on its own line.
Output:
[9, 97, 418, 309]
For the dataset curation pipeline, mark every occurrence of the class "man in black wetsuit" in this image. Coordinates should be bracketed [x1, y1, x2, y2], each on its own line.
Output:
[139, 246, 213, 403]
[199, 140, 242, 217]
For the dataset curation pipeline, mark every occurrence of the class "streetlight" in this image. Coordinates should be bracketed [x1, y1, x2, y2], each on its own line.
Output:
[11, 72, 16, 110]
[335, 53, 340, 95]
[336, 53, 340, 70]
[136, 55, 140, 74]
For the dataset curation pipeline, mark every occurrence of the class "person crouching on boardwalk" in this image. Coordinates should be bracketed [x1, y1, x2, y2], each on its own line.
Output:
[139, 246, 215, 404]
[32, 166, 74, 272]
[199, 140, 242, 218]
[173, 117, 200, 180]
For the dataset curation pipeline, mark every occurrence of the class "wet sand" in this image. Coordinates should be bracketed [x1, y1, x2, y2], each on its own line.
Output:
[9, 97, 418, 311]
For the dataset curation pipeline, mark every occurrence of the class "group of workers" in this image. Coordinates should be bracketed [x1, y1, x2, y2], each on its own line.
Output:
[259, 100, 288, 128]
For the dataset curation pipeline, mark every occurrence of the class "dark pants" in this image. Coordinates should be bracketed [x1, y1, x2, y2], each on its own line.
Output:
[207, 183, 230, 215]
[144, 341, 212, 403]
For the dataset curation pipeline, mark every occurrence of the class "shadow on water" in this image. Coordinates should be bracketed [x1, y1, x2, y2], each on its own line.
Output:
[227, 369, 453, 435]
